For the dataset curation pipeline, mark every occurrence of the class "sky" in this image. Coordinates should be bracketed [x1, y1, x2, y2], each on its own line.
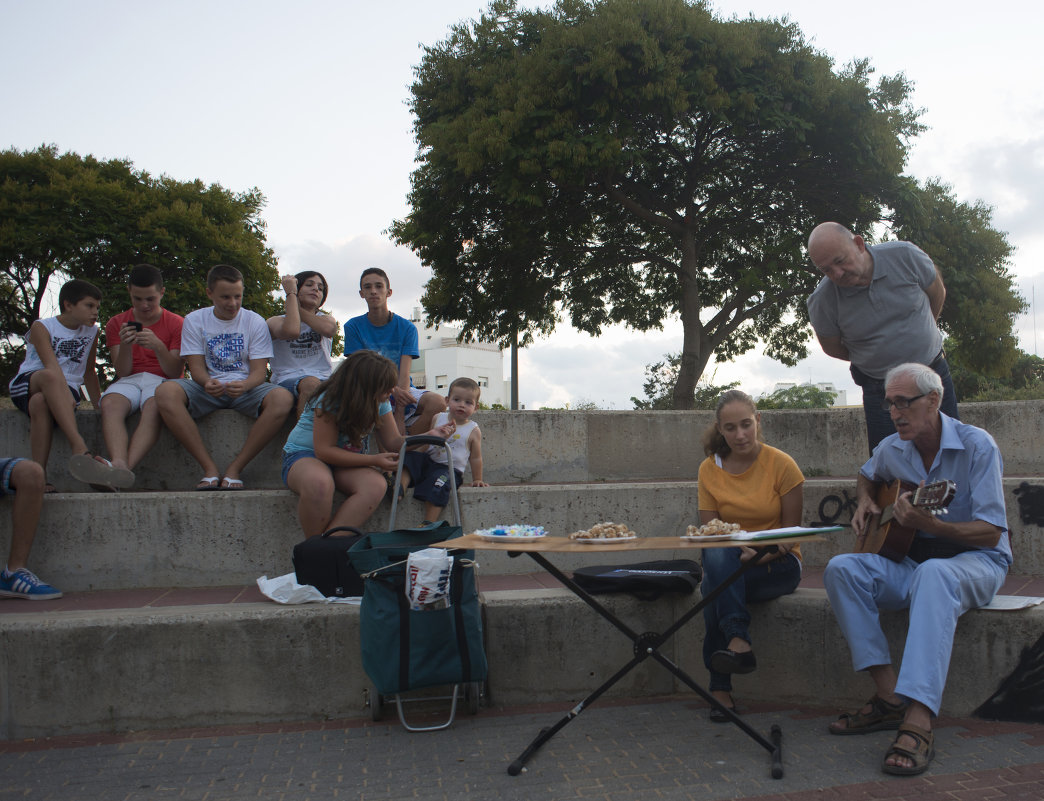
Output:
[3, 0, 1043, 409]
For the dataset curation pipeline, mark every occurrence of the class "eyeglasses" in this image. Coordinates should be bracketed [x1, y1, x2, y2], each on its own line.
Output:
[881, 394, 925, 411]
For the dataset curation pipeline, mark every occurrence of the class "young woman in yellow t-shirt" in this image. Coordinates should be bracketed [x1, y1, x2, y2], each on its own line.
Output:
[697, 389, 805, 722]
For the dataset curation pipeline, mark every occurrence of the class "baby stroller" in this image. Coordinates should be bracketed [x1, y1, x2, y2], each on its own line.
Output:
[347, 434, 487, 731]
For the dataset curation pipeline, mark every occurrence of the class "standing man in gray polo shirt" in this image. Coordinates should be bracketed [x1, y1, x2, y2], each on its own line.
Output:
[806, 222, 959, 453]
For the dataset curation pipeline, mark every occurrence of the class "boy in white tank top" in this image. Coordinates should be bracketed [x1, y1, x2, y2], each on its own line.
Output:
[400, 376, 489, 523]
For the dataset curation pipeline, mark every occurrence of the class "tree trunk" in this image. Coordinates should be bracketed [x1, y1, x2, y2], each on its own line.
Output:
[672, 239, 711, 409]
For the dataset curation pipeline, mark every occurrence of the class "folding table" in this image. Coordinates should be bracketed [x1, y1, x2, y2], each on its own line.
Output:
[433, 530, 836, 778]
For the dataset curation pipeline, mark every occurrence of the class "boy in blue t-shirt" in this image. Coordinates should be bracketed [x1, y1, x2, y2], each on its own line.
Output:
[343, 268, 445, 434]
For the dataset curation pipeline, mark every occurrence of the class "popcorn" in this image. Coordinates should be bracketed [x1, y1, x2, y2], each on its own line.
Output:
[569, 522, 636, 540]
[686, 519, 742, 537]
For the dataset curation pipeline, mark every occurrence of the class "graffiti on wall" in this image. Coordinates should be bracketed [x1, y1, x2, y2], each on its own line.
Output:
[1014, 481, 1044, 527]
[808, 489, 859, 528]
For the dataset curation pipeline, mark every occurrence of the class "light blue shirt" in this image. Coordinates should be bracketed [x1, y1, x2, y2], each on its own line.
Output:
[283, 391, 392, 456]
[860, 412, 1011, 567]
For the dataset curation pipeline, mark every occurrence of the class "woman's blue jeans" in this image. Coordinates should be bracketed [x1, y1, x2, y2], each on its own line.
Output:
[701, 547, 801, 692]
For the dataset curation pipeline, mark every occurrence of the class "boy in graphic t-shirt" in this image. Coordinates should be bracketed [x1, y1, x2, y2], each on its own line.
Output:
[7, 279, 123, 492]
[155, 264, 293, 490]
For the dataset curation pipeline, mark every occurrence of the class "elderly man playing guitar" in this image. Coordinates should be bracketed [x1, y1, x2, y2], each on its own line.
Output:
[823, 362, 1010, 776]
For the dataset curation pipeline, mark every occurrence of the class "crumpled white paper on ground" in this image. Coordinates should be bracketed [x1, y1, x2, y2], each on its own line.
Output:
[257, 573, 361, 605]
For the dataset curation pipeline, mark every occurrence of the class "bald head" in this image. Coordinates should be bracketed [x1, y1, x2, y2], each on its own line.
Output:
[808, 222, 853, 251]
[807, 222, 873, 287]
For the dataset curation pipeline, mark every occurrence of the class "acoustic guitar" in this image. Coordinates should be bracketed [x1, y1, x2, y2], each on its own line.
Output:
[856, 479, 957, 562]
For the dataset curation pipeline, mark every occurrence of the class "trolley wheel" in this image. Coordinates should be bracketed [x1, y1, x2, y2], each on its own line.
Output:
[370, 686, 384, 722]
[465, 681, 483, 715]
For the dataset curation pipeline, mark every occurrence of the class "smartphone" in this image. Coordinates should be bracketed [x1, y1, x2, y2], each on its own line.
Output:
[126, 321, 143, 332]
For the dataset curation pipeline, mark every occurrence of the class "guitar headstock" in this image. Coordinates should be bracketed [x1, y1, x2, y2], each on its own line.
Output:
[912, 480, 957, 513]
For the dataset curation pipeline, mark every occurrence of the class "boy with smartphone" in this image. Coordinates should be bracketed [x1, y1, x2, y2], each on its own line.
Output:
[71, 264, 185, 489]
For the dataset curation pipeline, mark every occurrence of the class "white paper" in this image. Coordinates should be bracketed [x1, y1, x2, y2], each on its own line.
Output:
[729, 525, 844, 541]
[980, 595, 1044, 611]
[256, 573, 361, 605]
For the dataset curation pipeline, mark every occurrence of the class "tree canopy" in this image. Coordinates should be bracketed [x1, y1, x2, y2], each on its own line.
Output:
[756, 383, 836, 409]
[391, 0, 936, 408]
[949, 344, 1044, 402]
[888, 178, 1023, 377]
[0, 144, 281, 383]
[630, 352, 737, 409]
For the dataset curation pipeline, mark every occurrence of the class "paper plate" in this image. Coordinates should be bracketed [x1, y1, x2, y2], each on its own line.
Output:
[473, 525, 547, 542]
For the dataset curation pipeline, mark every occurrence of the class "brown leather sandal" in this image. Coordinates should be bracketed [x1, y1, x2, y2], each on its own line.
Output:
[828, 694, 908, 735]
[882, 723, 935, 775]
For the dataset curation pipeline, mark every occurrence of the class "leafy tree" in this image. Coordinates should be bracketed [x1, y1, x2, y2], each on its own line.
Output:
[756, 383, 836, 409]
[391, 0, 924, 408]
[887, 178, 1023, 377]
[631, 352, 737, 409]
[571, 398, 602, 410]
[0, 145, 281, 385]
[950, 347, 1044, 401]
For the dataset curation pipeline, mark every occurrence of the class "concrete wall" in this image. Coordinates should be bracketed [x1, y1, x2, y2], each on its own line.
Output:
[6, 477, 1043, 593]
[0, 403, 1041, 738]
[1, 588, 1034, 738]
[3, 401, 1041, 492]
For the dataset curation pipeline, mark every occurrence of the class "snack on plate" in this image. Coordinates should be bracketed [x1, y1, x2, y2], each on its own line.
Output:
[473, 524, 546, 538]
[686, 519, 742, 537]
[569, 522, 636, 540]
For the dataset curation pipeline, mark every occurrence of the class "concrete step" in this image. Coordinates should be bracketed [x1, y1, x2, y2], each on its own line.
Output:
[3, 402, 1043, 492]
[6, 478, 1044, 593]
[0, 577, 1038, 739]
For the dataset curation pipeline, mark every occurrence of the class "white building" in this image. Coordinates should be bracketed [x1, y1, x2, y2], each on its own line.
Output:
[409, 309, 508, 406]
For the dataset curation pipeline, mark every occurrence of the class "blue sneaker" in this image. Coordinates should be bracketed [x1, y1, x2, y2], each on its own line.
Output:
[0, 568, 62, 600]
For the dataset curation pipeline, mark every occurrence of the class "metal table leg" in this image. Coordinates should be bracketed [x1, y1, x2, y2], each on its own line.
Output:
[506, 547, 785, 778]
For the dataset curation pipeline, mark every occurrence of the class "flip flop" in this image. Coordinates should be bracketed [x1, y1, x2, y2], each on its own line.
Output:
[220, 477, 244, 491]
[69, 453, 135, 489]
[196, 476, 220, 491]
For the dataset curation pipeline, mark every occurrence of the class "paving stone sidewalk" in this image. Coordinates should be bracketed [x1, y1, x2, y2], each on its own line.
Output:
[1, 697, 1042, 801]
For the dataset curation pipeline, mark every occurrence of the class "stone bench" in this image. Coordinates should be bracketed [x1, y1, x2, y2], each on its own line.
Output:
[0, 587, 1036, 739]
[3, 402, 1043, 491]
[6, 478, 1042, 593]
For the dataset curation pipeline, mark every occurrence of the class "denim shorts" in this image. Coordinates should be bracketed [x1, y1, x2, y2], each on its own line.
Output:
[281, 449, 317, 485]
[0, 457, 25, 496]
[402, 450, 462, 507]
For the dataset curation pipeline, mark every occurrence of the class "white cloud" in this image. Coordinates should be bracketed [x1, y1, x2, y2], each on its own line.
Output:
[3, 0, 1042, 410]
